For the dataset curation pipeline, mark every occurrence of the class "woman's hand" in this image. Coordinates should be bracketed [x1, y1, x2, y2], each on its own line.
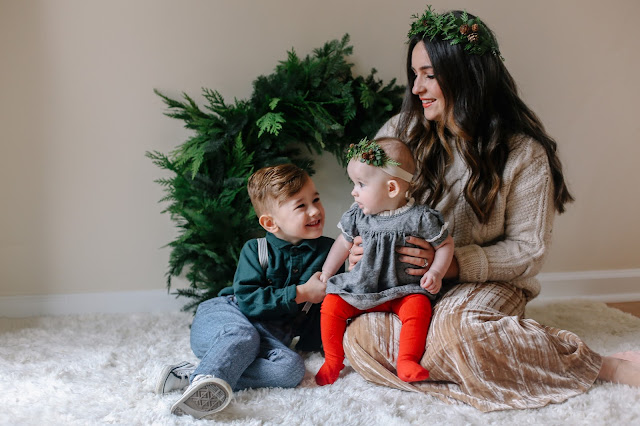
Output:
[396, 236, 436, 276]
[398, 236, 459, 279]
[352, 235, 459, 279]
[348, 236, 364, 271]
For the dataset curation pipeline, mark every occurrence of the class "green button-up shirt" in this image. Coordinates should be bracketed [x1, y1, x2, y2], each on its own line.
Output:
[219, 233, 339, 351]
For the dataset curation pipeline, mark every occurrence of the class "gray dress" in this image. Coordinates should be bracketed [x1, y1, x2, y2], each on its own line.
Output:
[326, 199, 448, 310]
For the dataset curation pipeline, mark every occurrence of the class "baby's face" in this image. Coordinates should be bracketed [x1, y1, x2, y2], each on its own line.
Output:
[346, 160, 393, 215]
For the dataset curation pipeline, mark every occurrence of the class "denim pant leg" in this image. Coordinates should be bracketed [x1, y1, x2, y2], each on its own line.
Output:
[234, 321, 306, 391]
[189, 296, 260, 390]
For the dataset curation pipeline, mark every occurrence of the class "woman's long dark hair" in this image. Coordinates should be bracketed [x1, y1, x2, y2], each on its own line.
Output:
[397, 11, 573, 223]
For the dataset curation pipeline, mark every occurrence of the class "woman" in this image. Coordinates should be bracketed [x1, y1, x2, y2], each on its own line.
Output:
[342, 7, 640, 412]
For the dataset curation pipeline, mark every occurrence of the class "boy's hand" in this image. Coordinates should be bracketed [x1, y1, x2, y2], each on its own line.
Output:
[420, 271, 442, 294]
[295, 271, 327, 304]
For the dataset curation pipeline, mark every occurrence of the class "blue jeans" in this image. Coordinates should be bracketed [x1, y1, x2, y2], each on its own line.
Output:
[189, 296, 306, 391]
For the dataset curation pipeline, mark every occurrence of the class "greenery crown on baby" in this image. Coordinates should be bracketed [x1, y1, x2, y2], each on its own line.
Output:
[346, 138, 414, 183]
[408, 5, 503, 60]
[346, 138, 400, 168]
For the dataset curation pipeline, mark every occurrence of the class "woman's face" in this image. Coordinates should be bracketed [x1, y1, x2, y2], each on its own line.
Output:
[411, 42, 445, 122]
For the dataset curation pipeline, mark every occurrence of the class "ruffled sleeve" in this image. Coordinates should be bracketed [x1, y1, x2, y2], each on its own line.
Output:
[419, 208, 449, 247]
[337, 203, 362, 243]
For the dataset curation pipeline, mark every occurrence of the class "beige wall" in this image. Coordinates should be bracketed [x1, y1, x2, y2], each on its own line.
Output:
[1, 0, 639, 298]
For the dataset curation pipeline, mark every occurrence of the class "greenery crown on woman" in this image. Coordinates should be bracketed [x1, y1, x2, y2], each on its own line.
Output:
[408, 5, 503, 60]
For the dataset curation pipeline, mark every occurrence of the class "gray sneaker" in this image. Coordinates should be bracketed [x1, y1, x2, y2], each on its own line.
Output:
[155, 361, 195, 394]
[170, 374, 233, 419]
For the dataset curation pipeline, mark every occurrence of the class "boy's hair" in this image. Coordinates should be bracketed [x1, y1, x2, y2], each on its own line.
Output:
[247, 164, 310, 217]
[376, 137, 416, 174]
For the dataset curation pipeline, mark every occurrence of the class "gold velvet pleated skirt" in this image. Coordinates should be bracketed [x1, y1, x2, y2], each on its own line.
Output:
[343, 282, 602, 412]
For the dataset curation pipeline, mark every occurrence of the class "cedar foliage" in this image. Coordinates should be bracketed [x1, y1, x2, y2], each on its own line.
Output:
[147, 34, 404, 311]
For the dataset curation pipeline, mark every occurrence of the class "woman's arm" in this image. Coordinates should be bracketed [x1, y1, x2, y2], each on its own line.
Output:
[454, 147, 555, 284]
[401, 143, 554, 284]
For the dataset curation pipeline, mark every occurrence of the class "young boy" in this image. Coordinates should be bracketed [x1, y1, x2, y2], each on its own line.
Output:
[156, 164, 337, 419]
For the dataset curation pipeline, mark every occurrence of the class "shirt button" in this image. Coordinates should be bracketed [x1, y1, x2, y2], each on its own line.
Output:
[293, 268, 299, 273]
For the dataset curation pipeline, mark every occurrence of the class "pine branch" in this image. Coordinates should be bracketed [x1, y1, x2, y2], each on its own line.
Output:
[148, 34, 403, 311]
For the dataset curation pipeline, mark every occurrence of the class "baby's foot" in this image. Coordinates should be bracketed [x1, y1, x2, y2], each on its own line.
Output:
[397, 360, 430, 383]
[315, 362, 343, 386]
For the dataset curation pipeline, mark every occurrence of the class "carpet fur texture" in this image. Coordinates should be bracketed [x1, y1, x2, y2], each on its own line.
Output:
[1, 300, 639, 425]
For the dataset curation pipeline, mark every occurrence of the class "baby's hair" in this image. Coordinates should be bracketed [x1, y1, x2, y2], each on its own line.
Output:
[247, 164, 310, 217]
[376, 137, 416, 175]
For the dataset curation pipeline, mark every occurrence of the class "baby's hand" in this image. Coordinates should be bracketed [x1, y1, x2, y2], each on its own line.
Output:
[297, 271, 327, 304]
[420, 271, 442, 294]
[319, 272, 330, 283]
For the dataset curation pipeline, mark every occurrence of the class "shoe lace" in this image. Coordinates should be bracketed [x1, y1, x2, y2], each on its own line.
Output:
[175, 367, 193, 379]
[192, 374, 213, 384]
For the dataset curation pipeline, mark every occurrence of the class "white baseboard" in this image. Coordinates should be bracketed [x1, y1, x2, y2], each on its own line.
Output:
[0, 289, 186, 318]
[1, 269, 639, 317]
[531, 268, 640, 306]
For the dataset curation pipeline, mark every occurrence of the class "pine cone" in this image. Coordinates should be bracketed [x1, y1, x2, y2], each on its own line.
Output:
[468, 33, 479, 44]
[460, 24, 470, 35]
[471, 23, 480, 33]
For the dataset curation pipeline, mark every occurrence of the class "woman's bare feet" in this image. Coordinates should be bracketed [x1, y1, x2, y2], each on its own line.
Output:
[609, 351, 640, 363]
[598, 352, 640, 387]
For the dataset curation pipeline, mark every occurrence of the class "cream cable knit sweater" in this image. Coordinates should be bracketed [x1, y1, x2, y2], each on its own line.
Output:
[376, 117, 555, 299]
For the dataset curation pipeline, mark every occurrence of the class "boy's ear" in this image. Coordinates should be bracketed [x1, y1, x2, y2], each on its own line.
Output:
[259, 214, 279, 233]
[387, 179, 401, 198]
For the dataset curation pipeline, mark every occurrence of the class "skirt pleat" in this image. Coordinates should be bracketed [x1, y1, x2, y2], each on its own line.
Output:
[343, 282, 602, 412]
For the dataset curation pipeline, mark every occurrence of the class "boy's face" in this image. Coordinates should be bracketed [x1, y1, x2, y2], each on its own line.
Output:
[261, 178, 325, 245]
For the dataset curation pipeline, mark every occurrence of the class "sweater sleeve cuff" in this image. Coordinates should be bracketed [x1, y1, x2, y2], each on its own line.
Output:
[455, 244, 488, 283]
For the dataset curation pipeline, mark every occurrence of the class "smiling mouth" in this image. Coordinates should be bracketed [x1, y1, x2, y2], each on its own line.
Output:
[421, 98, 435, 108]
[306, 220, 321, 227]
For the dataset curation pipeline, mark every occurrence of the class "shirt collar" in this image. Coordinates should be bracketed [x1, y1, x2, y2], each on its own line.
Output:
[265, 232, 318, 251]
[377, 197, 415, 217]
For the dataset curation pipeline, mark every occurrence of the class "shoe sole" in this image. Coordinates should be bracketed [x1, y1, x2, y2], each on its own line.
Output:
[170, 378, 232, 419]
[155, 361, 192, 394]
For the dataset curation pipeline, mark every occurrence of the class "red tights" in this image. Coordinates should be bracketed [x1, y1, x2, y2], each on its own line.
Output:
[315, 293, 432, 386]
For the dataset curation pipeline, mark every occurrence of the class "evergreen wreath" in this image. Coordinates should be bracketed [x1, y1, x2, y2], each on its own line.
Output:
[147, 35, 404, 311]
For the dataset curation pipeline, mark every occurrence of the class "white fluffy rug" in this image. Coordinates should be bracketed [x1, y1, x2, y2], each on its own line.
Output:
[1, 300, 639, 426]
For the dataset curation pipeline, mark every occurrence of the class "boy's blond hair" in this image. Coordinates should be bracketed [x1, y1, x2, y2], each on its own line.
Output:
[247, 164, 310, 217]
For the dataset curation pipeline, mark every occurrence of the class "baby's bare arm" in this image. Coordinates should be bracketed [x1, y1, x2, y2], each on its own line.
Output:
[320, 234, 352, 281]
[420, 235, 454, 293]
[428, 235, 454, 279]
